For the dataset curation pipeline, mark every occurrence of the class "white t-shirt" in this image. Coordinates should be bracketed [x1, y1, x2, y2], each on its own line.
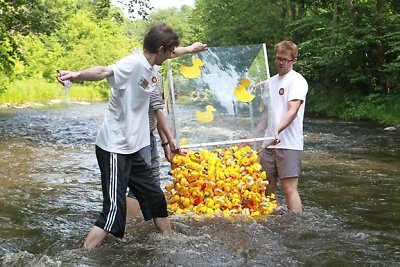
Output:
[96, 49, 158, 154]
[264, 70, 308, 150]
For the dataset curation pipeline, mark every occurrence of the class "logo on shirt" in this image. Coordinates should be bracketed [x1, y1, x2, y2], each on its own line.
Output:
[151, 76, 158, 83]
[279, 88, 285, 95]
[139, 77, 149, 89]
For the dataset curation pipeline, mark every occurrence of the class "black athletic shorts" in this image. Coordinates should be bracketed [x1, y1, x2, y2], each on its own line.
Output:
[127, 132, 161, 196]
[94, 143, 168, 239]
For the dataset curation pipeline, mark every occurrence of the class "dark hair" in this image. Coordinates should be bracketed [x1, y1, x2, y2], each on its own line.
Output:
[143, 23, 180, 53]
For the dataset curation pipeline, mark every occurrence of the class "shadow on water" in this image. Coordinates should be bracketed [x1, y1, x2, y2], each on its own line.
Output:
[0, 104, 399, 266]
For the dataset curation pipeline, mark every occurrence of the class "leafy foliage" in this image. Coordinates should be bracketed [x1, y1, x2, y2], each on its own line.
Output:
[194, 0, 284, 47]
[0, 0, 140, 99]
[115, 0, 153, 20]
[0, 0, 60, 73]
[0, 0, 399, 122]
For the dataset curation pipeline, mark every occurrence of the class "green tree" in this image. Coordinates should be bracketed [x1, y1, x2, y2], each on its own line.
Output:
[115, 0, 153, 20]
[17, 9, 139, 88]
[194, 0, 284, 47]
[0, 0, 61, 73]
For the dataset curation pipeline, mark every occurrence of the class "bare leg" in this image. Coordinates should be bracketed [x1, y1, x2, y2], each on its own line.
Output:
[281, 177, 303, 212]
[126, 197, 141, 220]
[83, 225, 108, 249]
[127, 196, 173, 234]
[154, 217, 174, 234]
[266, 176, 277, 197]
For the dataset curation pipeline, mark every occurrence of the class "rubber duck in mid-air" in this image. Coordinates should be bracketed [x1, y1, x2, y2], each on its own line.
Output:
[195, 105, 216, 123]
[179, 58, 204, 79]
[234, 78, 255, 103]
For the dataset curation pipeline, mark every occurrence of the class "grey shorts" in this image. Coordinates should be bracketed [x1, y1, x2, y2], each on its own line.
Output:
[259, 148, 302, 179]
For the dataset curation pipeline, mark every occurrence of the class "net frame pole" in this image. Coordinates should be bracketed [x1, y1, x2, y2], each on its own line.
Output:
[263, 43, 271, 80]
[167, 59, 179, 142]
[180, 136, 276, 149]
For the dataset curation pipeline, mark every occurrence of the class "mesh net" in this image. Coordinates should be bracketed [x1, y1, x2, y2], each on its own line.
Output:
[166, 44, 277, 150]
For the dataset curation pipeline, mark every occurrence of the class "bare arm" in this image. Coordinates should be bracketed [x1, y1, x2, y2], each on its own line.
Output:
[171, 42, 208, 58]
[277, 99, 303, 134]
[155, 109, 178, 160]
[249, 79, 270, 137]
[156, 122, 172, 163]
[58, 66, 113, 83]
[253, 109, 269, 137]
[155, 109, 175, 142]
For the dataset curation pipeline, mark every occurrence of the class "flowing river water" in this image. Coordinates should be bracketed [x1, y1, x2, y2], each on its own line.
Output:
[0, 103, 399, 266]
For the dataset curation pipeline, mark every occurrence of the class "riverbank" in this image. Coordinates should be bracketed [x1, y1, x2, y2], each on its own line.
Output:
[1, 101, 398, 133]
[1, 80, 399, 126]
[0, 99, 92, 109]
[0, 80, 108, 109]
[306, 90, 400, 124]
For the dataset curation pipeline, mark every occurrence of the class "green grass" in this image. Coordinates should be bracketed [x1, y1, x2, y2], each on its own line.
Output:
[0, 79, 108, 106]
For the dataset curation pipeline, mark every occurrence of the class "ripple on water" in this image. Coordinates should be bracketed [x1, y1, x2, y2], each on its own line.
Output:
[1, 105, 399, 266]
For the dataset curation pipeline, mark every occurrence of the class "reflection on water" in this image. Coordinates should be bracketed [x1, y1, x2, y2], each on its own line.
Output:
[0, 104, 399, 266]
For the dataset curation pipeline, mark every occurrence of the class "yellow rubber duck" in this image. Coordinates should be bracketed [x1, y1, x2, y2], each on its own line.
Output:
[169, 195, 180, 204]
[234, 78, 255, 103]
[179, 58, 204, 79]
[195, 105, 216, 123]
[166, 146, 278, 219]
[165, 183, 174, 191]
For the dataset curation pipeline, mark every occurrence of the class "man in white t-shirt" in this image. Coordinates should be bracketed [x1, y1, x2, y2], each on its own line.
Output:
[255, 40, 308, 212]
[58, 24, 207, 249]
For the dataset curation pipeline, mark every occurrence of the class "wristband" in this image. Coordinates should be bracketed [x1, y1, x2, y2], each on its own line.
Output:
[161, 141, 169, 147]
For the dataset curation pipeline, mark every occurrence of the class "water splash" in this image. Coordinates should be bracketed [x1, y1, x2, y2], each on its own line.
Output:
[63, 81, 73, 109]
[0, 104, 399, 266]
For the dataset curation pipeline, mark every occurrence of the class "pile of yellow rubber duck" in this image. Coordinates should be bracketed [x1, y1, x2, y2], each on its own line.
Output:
[165, 146, 278, 219]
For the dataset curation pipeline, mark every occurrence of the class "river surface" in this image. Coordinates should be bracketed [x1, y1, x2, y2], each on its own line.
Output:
[0, 103, 399, 266]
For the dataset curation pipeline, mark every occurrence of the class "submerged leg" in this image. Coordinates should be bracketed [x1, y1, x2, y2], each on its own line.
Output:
[83, 226, 108, 249]
[154, 217, 174, 235]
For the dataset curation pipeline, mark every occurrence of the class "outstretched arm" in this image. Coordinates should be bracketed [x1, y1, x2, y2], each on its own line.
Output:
[57, 66, 113, 84]
[172, 42, 208, 58]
